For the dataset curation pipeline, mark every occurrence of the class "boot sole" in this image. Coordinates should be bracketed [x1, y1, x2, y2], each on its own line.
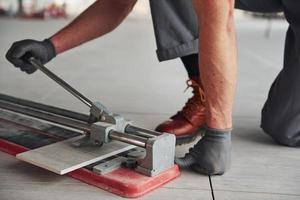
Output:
[175, 127, 205, 146]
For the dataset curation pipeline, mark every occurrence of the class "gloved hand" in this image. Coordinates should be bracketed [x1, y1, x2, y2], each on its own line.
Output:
[6, 39, 56, 74]
[175, 127, 232, 175]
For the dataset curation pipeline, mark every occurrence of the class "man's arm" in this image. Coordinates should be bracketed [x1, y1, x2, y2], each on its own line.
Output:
[193, 0, 237, 129]
[6, 0, 137, 74]
[51, 0, 137, 54]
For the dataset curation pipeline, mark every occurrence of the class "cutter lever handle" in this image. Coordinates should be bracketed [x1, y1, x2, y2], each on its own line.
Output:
[28, 57, 93, 108]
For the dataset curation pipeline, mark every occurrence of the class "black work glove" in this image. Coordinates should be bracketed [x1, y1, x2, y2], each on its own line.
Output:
[175, 128, 232, 175]
[6, 39, 56, 74]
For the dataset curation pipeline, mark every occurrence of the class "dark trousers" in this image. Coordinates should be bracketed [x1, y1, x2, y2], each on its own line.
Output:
[150, 0, 300, 146]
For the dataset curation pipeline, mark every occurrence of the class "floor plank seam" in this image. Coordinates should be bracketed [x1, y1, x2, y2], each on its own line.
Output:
[162, 187, 300, 196]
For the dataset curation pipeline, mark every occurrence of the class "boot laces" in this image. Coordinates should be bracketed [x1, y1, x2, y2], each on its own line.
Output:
[181, 79, 206, 117]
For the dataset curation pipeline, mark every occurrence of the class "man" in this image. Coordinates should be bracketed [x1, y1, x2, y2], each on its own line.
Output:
[6, 0, 253, 176]
[155, 0, 300, 147]
[155, 0, 300, 174]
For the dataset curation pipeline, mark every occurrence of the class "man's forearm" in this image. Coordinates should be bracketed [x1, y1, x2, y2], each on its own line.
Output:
[193, 0, 237, 129]
[50, 0, 137, 54]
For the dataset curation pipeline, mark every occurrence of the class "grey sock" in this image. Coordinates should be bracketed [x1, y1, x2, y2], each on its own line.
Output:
[175, 128, 231, 175]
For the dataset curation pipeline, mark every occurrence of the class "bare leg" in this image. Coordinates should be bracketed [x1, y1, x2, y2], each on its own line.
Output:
[175, 0, 237, 175]
[194, 0, 237, 129]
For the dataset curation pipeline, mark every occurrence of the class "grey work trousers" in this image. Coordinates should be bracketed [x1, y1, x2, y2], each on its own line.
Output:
[150, 0, 300, 146]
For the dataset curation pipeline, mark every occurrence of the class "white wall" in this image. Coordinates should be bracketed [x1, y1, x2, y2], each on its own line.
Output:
[65, 0, 151, 19]
[0, 0, 243, 19]
[0, 0, 151, 18]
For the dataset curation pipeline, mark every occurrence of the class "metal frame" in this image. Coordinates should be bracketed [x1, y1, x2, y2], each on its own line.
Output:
[0, 58, 176, 177]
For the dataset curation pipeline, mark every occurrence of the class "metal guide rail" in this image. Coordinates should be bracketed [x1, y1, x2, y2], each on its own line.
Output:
[0, 58, 176, 176]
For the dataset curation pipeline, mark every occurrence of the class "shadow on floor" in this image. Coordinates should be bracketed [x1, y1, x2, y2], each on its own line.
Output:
[233, 125, 277, 147]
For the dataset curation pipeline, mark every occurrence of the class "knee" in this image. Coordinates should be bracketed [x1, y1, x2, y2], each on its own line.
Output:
[261, 114, 300, 147]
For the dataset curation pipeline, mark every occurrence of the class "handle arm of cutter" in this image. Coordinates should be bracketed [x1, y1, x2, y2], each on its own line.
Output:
[28, 57, 112, 120]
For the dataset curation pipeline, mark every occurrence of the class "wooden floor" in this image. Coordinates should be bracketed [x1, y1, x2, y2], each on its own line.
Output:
[0, 17, 299, 200]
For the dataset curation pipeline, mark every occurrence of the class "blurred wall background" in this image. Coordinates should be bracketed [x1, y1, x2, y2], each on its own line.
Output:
[0, 0, 150, 19]
[0, 0, 284, 20]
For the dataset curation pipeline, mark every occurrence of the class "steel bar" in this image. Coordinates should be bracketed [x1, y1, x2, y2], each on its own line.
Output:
[109, 131, 147, 148]
[130, 131, 155, 138]
[0, 93, 90, 122]
[0, 99, 148, 148]
[0, 100, 149, 148]
[29, 57, 93, 108]
[126, 125, 161, 137]
[0, 100, 91, 132]
[125, 127, 156, 138]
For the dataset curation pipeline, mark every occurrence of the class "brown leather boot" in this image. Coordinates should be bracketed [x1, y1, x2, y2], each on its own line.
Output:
[155, 79, 206, 145]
